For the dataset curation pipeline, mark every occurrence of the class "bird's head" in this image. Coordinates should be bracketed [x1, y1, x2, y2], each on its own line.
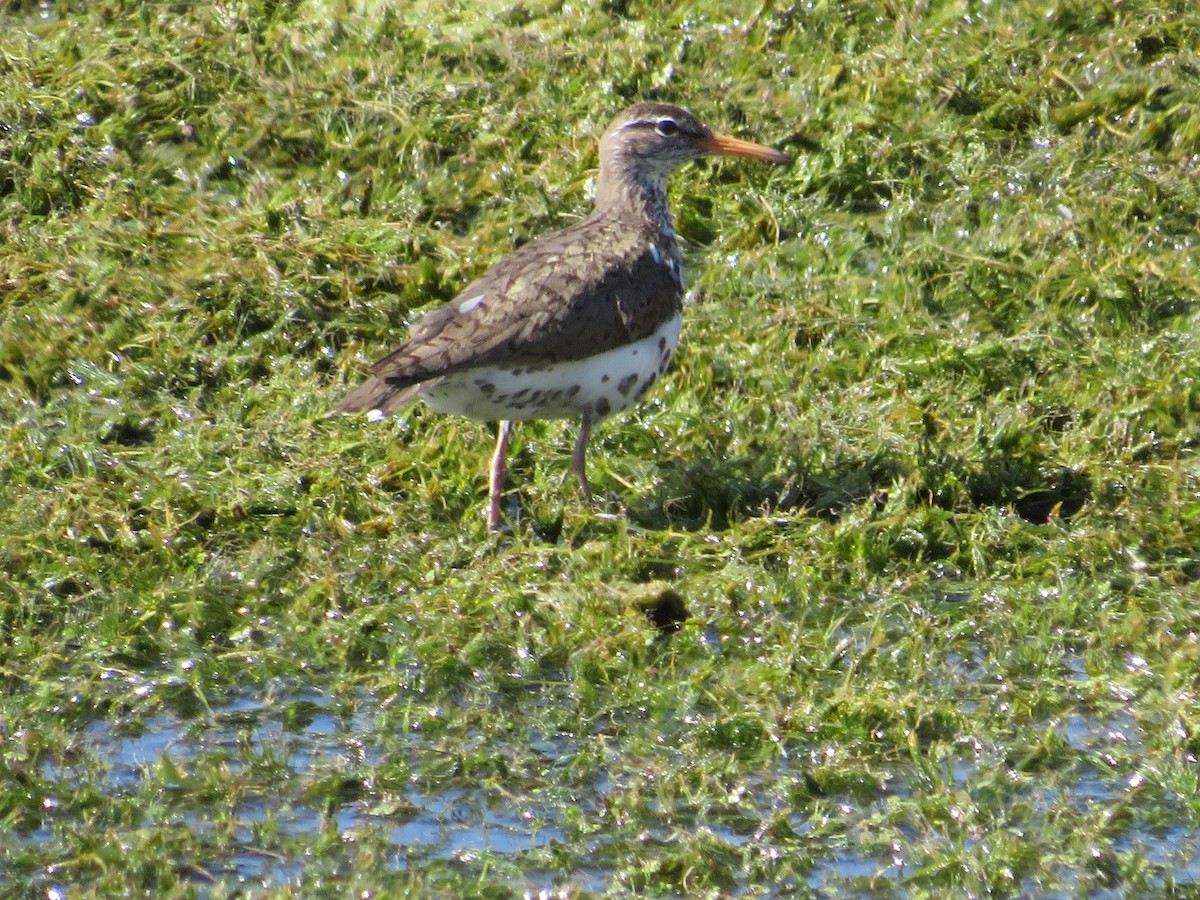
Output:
[600, 102, 792, 177]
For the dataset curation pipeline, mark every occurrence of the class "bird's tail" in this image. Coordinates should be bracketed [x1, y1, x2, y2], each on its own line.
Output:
[336, 378, 423, 416]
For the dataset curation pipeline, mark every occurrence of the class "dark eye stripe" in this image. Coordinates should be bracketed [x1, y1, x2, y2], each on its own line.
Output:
[622, 118, 683, 135]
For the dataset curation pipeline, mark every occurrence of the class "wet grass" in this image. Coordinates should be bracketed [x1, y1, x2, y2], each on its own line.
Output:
[3, 0, 1200, 895]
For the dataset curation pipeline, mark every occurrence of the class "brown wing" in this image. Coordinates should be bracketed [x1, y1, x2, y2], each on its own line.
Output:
[337, 213, 682, 414]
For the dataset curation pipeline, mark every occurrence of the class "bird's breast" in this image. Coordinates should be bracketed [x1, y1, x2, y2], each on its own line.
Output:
[420, 312, 682, 422]
[646, 238, 684, 290]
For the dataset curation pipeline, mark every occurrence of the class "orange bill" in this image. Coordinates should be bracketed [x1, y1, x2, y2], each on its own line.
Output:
[703, 132, 792, 165]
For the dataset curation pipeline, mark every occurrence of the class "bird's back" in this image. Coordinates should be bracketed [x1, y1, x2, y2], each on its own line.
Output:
[337, 206, 684, 415]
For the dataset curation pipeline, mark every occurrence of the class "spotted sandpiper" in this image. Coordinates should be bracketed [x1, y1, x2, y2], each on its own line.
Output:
[338, 102, 790, 529]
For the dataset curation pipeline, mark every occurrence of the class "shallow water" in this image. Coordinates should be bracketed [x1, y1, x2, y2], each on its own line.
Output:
[17, 666, 1198, 895]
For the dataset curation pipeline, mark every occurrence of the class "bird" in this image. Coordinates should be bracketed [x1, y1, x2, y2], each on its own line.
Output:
[337, 102, 791, 530]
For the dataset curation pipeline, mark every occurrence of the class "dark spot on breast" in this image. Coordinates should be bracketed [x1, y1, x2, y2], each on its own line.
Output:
[566, 384, 581, 398]
[635, 373, 658, 400]
[658, 336, 667, 351]
[601, 374, 610, 383]
[476, 380, 496, 395]
[617, 373, 638, 396]
[595, 397, 611, 417]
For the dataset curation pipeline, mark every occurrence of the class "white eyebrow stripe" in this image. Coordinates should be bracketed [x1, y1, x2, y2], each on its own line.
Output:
[457, 294, 485, 315]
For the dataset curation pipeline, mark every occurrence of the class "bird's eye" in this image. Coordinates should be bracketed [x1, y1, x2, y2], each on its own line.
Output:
[655, 119, 679, 137]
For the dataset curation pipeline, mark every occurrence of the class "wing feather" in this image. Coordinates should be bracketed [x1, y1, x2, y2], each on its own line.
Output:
[337, 212, 682, 414]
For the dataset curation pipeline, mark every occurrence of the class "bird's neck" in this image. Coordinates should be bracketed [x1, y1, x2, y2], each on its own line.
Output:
[595, 158, 677, 240]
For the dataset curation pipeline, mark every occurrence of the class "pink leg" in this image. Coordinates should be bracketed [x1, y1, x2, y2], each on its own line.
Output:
[488, 420, 514, 531]
[572, 415, 595, 506]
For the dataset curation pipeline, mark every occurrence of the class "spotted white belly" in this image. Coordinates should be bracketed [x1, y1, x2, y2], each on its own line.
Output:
[421, 313, 682, 422]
